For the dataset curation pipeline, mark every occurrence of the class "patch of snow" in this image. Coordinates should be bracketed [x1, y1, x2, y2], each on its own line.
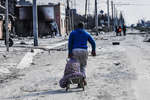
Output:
[0, 67, 10, 74]
[17, 49, 42, 69]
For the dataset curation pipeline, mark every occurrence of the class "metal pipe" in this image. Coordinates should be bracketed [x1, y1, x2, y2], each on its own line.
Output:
[107, 0, 110, 31]
[71, 1, 74, 30]
[32, 0, 38, 46]
[85, 0, 88, 18]
[5, 0, 9, 51]
[95, 0, 98, 35]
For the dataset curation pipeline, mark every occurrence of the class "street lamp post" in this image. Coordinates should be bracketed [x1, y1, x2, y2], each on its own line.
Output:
[111, 1, 113, 20]
[107, 0, 110, 31]
[111, 1, 114, 31]
[113, 4, 119, 28]
[32, 0, 38, 46]
[71, 1, 74, 30]
[5, 0, 9, 51]
[95, 0, 98, 35]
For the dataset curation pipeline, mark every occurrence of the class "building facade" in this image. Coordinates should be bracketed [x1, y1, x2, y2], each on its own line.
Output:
[15, 2, 66, 37]
[0, 0, 17, 39]
[54, 3, 66, 36]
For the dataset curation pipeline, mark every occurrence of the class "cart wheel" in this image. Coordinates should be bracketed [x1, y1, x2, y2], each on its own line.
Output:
[79, 79, 85, 91]
[66, 84, 70, 92]
[81, 81, 85, 91]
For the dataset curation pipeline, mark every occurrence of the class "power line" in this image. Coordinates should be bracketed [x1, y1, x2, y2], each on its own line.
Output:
[114, 3, 150, 6]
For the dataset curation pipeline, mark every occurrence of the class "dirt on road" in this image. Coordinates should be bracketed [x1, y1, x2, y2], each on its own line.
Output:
[0, 34, 150, 100]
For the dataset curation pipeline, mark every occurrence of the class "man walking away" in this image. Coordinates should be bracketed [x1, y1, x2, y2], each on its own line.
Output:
[115, 26, 119, 36]
[123, 24, 126, 36]
[68, 22, 96, 86]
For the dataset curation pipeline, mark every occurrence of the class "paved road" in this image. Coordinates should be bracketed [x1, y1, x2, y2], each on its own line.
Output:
[0, 33, 150, 100]
[122, 35, 150, 100]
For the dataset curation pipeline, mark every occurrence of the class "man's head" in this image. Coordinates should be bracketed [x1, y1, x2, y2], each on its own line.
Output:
[77, 22, 84, 29]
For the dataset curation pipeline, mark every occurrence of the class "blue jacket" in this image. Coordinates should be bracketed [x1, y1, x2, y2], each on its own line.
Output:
[68, 29, 96, 54]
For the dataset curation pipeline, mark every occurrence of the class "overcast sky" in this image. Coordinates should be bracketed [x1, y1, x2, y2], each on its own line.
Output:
[27, 0, 150, 25]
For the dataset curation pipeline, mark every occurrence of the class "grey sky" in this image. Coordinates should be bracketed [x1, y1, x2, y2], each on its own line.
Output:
[27, 0, 150, 25]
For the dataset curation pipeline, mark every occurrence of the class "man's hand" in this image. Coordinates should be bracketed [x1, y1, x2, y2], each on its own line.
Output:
[91, 51, 96, 56]
[68, 53, 73, 58]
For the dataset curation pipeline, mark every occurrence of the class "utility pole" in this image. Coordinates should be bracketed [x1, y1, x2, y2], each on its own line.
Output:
[5, 0, 9, 51]
[115, 6, 118, 26]
[95, 0, 98, 35]
[88, 0, 90, 14]
[114, 5, 118, 27]
[85, 0, 88, 18]
[87, 0, 91, 29]
[107, 0, 110, 31]
[114, 4, 116, 27]
[71, 1, 74, 30]
[116, 9, 118, 26]
[85, 0, 88, 28]
[67, 0, 71, 31]
[111, 1, 113, 19]
[66, 0, 72, 33]
[66, 0, 69, 35]
[32, 0, 38, 46]
[111, 1, 114, 31]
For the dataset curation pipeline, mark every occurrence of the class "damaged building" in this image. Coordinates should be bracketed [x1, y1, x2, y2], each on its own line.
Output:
[0, 0, 17, 39]
[15, 0, 66, 37]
